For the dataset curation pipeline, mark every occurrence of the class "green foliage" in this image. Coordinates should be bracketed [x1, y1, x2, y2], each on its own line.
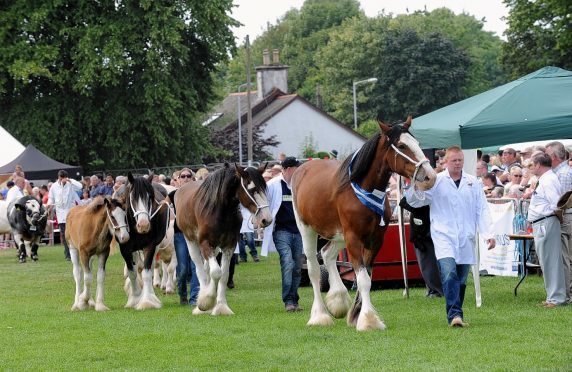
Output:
[0, 0, 238, 170]
[357, 119, 380, 138]
[0, 248, 571, 370]
[502, 0, 572, 78]
[300, 133, 319, 158]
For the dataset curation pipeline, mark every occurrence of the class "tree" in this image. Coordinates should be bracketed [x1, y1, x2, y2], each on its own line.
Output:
[0, 0, 238, 171]
[206, 122, 279, 163]
[502, 0, 572, 78]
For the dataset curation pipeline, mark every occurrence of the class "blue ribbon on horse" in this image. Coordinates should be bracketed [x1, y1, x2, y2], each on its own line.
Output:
[348, 151, 387, 226]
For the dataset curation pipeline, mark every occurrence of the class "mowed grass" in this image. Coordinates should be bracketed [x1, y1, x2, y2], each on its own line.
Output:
[0, 245, 570, 371]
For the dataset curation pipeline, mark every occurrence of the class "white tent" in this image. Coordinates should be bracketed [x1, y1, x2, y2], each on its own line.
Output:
[0, 126, 24, 167]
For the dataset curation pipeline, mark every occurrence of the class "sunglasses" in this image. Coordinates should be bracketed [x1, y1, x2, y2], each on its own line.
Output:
[179, 174, 193, 179]
[513, 175, 523, 177]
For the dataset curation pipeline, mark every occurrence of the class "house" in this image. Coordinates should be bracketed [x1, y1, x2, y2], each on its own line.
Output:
[209, 49, 366, 160]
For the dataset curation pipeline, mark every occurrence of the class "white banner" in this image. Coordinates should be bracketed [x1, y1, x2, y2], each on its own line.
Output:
[478, 201, 519, 277]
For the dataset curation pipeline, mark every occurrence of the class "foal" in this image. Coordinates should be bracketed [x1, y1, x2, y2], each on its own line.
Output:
[67, 196, 129, 311]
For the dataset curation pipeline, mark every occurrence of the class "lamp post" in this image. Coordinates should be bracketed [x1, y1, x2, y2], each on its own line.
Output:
[352, 77, 378, 130]
[237, 82, 252, 165]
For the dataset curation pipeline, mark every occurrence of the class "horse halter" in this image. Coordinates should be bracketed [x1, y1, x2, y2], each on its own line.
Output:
[129, 193, 165, 221]
[390, 141, 429, 185]
[106, 207, 129, 232]
[240, 177, 269, 220]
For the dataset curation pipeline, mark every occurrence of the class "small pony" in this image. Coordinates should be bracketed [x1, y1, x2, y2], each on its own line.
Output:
[66, 196, 130, 311]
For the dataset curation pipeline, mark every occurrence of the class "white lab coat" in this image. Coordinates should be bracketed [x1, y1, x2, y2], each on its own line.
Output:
[261, 175, 288, 256]
[405, 169, 493, 265]
[47, 179, 82, 223]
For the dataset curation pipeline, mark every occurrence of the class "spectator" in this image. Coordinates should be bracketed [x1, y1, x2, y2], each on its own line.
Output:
[113, 175, 127, 194]
[405, 146, 495, 327]
[476, 160, 488, 179]
[505, 184, 524, 199]
[47, 170, 82, 261]
[100, 175, 114, 196]
[527, 152, 566, 307]
[6, 177, 25, 204]
[89, 175, 104, 198]
[490, 166, 504, 184]
[504, 167, 524, 195]
[78, 189, 92, 206]
[31, 186, 41, 201]
[169, 168, 200, 306]
[270, 164, 283, 178]
[263, 156, 304, 312]
[262, 169, 273, 182]
[238, 204, 259, 263]
[195, 167, 209, 181]
[39, 185, 49, 205]
[546, 141, 572, 303]
[1, 180, 14, 200]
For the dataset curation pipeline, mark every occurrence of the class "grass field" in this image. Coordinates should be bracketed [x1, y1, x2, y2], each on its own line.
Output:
[0, 245, 570, 371]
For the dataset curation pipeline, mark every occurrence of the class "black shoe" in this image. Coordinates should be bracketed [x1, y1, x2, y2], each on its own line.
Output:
[239, 258, 247, 263]
[227, 280, 235, 289]
[253, 256, 260, 262]
[180, 297, 189, 305]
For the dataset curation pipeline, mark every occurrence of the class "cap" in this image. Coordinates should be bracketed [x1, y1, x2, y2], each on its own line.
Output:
[490, 165, 502, 172]
[281, 156, 301, 168]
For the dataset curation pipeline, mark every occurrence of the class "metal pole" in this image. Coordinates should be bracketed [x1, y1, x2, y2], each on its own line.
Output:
[352, 82, 357, 130]
[245, 35, 253, 167]
[237, 87, 242, 165]
[396, 176, 410, 298]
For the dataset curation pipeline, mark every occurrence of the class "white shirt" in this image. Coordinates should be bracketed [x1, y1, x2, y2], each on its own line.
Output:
[47, 179, 82, 223]
[6, 186, 24, 205]
[239, 204, 254, 233]
[405, 169, 494, 265]
[261, 175, 288, 256]
[527, 169, 562, 222]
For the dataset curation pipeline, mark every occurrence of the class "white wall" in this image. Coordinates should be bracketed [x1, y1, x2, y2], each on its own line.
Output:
[261, 99, 366, 159]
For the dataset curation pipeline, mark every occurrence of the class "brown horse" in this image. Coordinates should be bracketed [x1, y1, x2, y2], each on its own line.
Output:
[67, 196, 130, 311]
[175, 164, 272, 315]
[291, 117, 437, 331]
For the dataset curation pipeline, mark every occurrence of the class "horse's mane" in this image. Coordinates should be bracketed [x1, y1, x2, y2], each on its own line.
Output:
[194, 164, 239, 216]
[87, 196, 106, 213]
[337, 122, 408, 191]
[244, 166, 268, 193]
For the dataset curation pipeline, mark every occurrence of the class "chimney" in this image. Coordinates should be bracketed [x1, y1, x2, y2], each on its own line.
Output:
[256, 49, 289, 100]
[262, 49, 270, 66]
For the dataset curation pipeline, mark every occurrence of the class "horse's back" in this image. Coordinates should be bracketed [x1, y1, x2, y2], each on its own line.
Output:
[66, 202, 106, 249]
[292, 159, 343, 237]
[173, 181, 201, 239]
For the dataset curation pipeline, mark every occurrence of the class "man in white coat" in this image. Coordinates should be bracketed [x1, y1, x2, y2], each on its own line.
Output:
[406, 146, 495, 327]
[47, 170, 82, 261]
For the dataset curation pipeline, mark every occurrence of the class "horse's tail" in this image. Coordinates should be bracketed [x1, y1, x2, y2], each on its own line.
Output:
[347, 289, 362, 327]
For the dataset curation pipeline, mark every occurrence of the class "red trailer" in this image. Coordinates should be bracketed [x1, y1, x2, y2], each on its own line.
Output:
[336, 222, 423, 283]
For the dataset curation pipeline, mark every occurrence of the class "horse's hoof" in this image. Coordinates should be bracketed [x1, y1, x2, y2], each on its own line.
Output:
[192, 307, 211, 315]
[95, 303, 110, 311]
[211, 304, 234, 316]
[356, 312, 386, 331]
[307, 314, 334, 327]
[31, 254, 38, 261]
[197, 293, 215, 311]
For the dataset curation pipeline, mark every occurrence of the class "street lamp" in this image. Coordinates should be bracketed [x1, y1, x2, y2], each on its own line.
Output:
[237, 82, 253, 165]
[353, 77, 378, 130]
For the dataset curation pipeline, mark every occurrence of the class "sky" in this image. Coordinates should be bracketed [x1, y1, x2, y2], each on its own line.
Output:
[230, 0, 509, 43]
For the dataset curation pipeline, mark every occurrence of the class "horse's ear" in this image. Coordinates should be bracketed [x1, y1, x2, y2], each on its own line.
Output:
[403, 115, 412, 130]
[127, 172, 134, 184]
[103, 197, 111, 209]
[258, 162, 268, 173]
[378, 120, 391, 133]
[234, 163, 247, 177]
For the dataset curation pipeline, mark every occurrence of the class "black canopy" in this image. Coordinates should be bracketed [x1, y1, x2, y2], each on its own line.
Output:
[0, 144, 82, 180]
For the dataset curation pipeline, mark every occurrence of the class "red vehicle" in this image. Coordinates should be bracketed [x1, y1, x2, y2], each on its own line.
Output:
[301, 223, 423, 291]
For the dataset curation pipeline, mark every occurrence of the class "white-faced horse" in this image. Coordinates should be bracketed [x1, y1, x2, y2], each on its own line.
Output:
[291, 117, 437, 331]
[66, 196, 130, 311]
[119, 173, 170, 310]
[175, 164, 272, 315]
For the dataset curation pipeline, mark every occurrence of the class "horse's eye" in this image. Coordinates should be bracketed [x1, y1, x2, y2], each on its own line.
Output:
[398, 144, 406, 150]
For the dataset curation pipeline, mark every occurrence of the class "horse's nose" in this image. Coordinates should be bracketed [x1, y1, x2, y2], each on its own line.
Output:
[118, 233, 129, 244]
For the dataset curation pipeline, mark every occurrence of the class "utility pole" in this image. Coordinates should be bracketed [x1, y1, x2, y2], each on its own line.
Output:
[245, 35, 253, 166]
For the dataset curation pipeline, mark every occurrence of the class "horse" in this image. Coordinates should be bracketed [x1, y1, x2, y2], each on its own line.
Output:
[175, 164, 272, 315]
[152, 218, 177, 294]
[7, 196, 48, 263]
[291, 117, 437, 331]
[118, 173, 170, 310]
[66, 196, 130, 311]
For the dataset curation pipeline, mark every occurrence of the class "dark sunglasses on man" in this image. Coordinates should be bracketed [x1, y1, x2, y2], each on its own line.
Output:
[179, 174, 193, 179]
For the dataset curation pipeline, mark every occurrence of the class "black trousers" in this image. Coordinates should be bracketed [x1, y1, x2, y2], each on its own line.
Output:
[414, 238, 443, 296]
